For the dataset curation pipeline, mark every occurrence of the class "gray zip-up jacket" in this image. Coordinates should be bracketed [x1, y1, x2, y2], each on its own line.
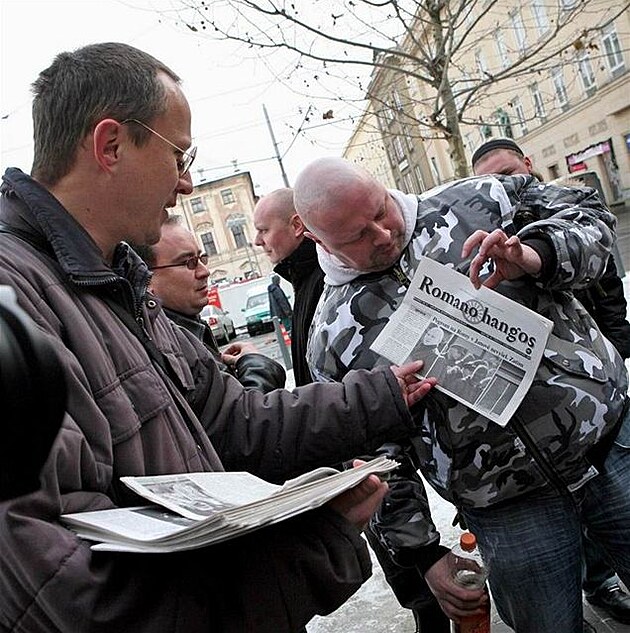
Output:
[308, 175, 627, 558]
[0, 168, 418, 633]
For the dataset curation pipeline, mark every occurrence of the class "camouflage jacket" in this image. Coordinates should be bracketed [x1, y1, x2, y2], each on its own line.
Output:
[308, 175, 628, 514]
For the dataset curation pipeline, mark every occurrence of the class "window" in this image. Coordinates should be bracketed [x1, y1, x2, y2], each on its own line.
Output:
[230, 223, 247, 249]
[385, 143, 395, 167]
[551, 67, 569, 111]
[392, 90, 404, 112]
[414, 165, 426, 192]
[190, 197, 206, 214]
[510, 10, 527, 53]
[531, 0, 549, 35]
[577, 52, 597, 96]
[454, 71, 473, 110]
[494, 30, 510, 69]
[512, 97, 528, 136]
[465, 133, 476, 154]
[475, 50, 489, 77]
[602, 24, 625, 76]
[220, 189, 235, 205]
[382, 104, 394, 127]
[464, 7, 476, 30]
[530, 83, 547, 123]
[495, 109, 514, 138]
[400, 125, 414, 152]
[200, 232, 218, 256]
[430, 157, 441, 184]
[480, 124, 493, 140]
[402, 171, 415, 194]
[393, 136, 406, 163]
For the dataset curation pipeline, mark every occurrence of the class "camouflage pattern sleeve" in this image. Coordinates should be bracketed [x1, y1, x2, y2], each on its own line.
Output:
[516, 183, 615, 291]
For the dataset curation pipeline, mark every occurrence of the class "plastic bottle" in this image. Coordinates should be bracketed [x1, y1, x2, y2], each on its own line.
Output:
[450, 531, 491, 633]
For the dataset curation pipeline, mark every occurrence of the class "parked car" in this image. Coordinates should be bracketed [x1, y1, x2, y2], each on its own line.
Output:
[242, 287, 274, 337]
[200, 304, 236, 344]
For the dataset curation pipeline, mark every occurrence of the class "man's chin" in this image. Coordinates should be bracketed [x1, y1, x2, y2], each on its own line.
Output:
[368, 252, 401, 272]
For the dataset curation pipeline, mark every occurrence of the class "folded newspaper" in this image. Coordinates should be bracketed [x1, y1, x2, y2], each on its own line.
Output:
[61, 456, 398, 554]
[371, 257, 553, 426]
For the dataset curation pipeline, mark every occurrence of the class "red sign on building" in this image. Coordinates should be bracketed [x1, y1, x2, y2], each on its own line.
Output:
[207, 285, 222, 309]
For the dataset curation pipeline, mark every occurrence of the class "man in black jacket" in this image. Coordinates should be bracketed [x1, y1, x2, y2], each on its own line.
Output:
[254, 188, 325, 386]
[473, 137, 630, 626]
[255, 189, 449, 631]
[138, 216, 286, 393]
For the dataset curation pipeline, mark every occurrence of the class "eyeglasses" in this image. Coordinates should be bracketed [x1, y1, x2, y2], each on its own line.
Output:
[121, 118, 197, 176]
[150, 253, 209, 271]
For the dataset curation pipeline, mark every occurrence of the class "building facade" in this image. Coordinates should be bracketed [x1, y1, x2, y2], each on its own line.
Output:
[345, 1, 630, 206]
[343, 101, 397, 188]
[171, 171, 273, 283]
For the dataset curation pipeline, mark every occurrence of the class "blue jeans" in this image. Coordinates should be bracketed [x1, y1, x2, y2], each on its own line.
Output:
[582, 528, 618, 595]
[461, 413, 630, 633]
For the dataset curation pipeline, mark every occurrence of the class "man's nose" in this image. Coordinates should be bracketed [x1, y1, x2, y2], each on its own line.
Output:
[195, 259, 210, 279]
[371, 223, 391, 245]
[177, 170, 194, 195]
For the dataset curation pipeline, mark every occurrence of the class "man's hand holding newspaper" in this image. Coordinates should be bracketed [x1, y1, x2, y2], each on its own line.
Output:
[371, 257, 553, 426]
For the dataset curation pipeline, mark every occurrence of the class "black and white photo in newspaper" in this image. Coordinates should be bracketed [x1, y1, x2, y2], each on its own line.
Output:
[371, 257, 553, 426]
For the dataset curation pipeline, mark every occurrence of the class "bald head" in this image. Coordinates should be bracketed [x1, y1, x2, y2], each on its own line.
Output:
[253, 187, 305, 264]
[293, 157, 375, 235]
[294, 157, 406, 273]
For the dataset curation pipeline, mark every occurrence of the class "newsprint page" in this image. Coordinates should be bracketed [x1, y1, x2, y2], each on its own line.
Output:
[61, 456, 398, 554]
[371, 257, 553, 426]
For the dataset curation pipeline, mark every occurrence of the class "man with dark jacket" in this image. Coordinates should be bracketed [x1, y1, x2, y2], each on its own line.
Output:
[254, 188, 325, 385]
[268, 273, 293, 334]
[295, 157, 630, 633]
[255, 188, 448, 630]
[0, 43, 437, 633]
[473, 137, 630, 626]
[138, 216, 286, 393]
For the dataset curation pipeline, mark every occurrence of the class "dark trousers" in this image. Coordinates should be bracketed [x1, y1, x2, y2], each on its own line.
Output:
[583, 530, 617, 595]
[365, 530, 450, 633]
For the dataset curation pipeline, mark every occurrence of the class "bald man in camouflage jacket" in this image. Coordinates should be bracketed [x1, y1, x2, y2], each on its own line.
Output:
[294, 157, 630, 633]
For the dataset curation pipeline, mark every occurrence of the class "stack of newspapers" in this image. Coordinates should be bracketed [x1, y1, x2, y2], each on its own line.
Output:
[61, 456, 398, 554]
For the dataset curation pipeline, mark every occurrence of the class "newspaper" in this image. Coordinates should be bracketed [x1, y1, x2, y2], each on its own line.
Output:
[371, 257, 553, 426]
[61, 456, 398, 554]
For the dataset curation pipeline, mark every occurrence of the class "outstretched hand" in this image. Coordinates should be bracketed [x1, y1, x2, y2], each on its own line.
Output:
[462, 228, 542, 289]
[327, 460, 389, 531]
[221, 340, 259, 366]
[390, 360, 437, 407]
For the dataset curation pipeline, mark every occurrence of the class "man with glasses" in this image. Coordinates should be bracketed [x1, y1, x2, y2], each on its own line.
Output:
[137, 216, 286, 394]
[0, 42, 437, 632]
[122, 118, 198, 177]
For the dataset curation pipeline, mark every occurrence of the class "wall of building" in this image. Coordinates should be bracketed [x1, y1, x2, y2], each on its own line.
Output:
[344, 2, 629, 201]
[172, 171, 273, 283]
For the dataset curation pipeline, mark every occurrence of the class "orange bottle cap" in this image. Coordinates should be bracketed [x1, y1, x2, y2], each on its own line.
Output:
[460, 532, 477, 551]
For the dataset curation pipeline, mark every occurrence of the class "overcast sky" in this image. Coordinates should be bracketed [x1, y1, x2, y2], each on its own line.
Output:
[0, 0, 363, 194]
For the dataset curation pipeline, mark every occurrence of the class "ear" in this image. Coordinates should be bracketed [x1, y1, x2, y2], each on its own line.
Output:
[290, 213, 306, 238]
[524, 156, 533, 172]
[92, 119, 124, 173]
[304, 230, 329, 253]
